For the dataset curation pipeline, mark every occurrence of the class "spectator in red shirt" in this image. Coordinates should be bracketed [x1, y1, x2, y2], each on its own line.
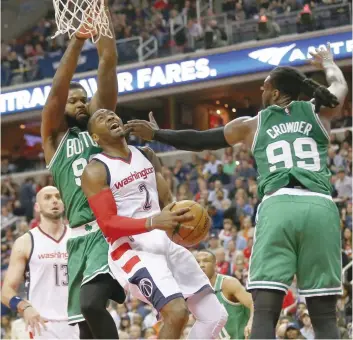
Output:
[243, 237, 253, 259]
[215, 248, 230, 275]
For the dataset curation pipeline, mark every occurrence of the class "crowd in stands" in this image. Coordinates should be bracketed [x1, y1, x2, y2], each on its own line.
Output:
[2, 0, 350, 85]
[1, 125, 352, 338]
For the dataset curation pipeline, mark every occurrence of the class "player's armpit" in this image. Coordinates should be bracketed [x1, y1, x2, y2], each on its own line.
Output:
[140, 146, 163, 173]
[1, 234, 31, 307]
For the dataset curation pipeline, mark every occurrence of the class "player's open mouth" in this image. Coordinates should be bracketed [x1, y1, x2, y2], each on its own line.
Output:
[110, 122, 121, 131]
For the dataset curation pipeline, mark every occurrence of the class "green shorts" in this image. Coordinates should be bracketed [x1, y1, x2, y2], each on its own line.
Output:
[247, 192, 342, 297]
[67, 222, 112, 324]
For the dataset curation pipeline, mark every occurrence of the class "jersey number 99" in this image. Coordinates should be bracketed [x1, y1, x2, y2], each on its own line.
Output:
[266, 137, 321, 172]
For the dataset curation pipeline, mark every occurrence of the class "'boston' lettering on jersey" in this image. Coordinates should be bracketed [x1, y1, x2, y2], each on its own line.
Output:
[66, 131, 98, 158]
[115, 167, 155, 189]
[266, 121, 312, 139]
[38, 252, 68, 260]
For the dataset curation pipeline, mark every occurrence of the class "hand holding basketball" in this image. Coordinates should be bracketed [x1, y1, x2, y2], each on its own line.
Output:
[167, 200, 211, 247]
[147, 202, 194, 233]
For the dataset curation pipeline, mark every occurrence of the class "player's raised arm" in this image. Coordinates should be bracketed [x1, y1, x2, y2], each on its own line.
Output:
[222, 277, 254, 339]
[41, 37, 85, 164]
[140, 146, 173, 209]
[126, 113, 256, 151]
[309, 43, 348, 118]
[88, 4, 117, 114]
[81, 160, 193, 240]
[2, 234, 47, 336]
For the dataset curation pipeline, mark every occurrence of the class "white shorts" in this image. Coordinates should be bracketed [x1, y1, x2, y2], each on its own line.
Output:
[29, 320, 79, 339]
[108, 230, 211, 311]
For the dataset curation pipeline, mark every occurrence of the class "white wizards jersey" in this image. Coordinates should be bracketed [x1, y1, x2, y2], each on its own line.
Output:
[92, 146, 160, 218]
[25, 226, 70, 321]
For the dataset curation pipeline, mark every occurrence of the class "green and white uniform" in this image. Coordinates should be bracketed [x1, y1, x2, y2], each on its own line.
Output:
[214, 274, 250, 339]
[247, 101, 342, 297]
[48, 127, 111, 324]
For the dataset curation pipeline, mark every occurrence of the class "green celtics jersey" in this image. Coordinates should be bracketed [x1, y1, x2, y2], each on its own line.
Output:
[214, 274, 250, 339]
[252, 101, 332, 198]
[47, 127, 102, 228]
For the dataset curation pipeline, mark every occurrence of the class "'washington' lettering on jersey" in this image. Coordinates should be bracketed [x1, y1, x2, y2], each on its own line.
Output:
[92, 146, 160, 219]
[25, 226, 71, 321]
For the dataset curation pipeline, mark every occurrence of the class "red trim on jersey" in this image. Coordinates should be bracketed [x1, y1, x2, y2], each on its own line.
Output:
[29, 332, 34, 339]
[102, 150, 132, 164]
[111, 243, 132, 261]
[37, 225, 67, 243]
[88, 188, 148, 241]
[122, 255, 140, 273]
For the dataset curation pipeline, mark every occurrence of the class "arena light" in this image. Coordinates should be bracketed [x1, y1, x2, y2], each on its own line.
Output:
[232, 108, 236, 112]
[216, 110, 221, 114]
[20, 124, 26, 129]
[216, 100, 220, 105]
[224, 104, 228, 108]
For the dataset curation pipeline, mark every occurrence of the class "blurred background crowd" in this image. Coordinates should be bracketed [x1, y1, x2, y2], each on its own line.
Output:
[1, 0, 351, 86]
[1, 125, 352, 339]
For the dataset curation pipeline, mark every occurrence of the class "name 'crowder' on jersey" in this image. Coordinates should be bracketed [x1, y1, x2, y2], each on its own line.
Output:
[252, 101, 332, 198]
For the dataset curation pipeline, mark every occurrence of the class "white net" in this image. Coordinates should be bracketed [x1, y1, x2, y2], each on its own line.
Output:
[51, 0, 113, 43]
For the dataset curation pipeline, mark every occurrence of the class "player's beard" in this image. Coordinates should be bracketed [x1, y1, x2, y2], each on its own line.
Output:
[65, 113, 89, 131]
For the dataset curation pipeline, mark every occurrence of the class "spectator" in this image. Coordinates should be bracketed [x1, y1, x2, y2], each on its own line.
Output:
[285, 323, 305, 339]
[204, 20, 228, 49]
[1, 207, 14, 226]
[235, 160, 257, 179]
[203, 154, 223, 176]
[256, 14, 280, 40]
[207, 232, 222, 252]
[300, 310, 315, 339]
[19, 177, 36, 222]
[218, 218, 233, 247]
[173, 159, 189, 182]
[235, 2, 246, 21]
[335, 168, 352, 199]
[208, 164, 231, 185]
[239, 216, 254, 241]
[129, 324, 142, 339]
[231, 225, 247, 250]
[212, 189, 232, 211]
[208, 180, 229, 204]
[343, 228, 352, 259]
[215, 248, 230, 274]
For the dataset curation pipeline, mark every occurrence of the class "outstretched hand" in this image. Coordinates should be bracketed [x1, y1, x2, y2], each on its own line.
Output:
[308, 42, 334, 69]
[125, 112, 160, 141]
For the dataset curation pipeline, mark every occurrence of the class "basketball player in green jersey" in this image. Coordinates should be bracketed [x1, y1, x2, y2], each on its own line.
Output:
[125, 44, 348, 338]
[41, 3, 125, 339]
[195, 250, 253, 339]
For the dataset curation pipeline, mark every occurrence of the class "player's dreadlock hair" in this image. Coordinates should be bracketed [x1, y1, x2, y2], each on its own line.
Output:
[269, 66, 339, 113]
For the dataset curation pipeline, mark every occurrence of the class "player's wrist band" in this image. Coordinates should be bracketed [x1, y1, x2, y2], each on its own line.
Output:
[9, 296, 23, 312]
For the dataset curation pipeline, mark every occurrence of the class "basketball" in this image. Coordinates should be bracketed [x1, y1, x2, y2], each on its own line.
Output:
[166, 200, 211, 247]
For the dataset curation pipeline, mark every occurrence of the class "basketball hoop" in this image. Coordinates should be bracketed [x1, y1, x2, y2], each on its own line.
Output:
[51, 0, 113, 42]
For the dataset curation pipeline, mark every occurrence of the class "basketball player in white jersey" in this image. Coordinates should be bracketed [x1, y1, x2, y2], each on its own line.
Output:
[80, 109, 228, 339]
[2, 186, 79, 339]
